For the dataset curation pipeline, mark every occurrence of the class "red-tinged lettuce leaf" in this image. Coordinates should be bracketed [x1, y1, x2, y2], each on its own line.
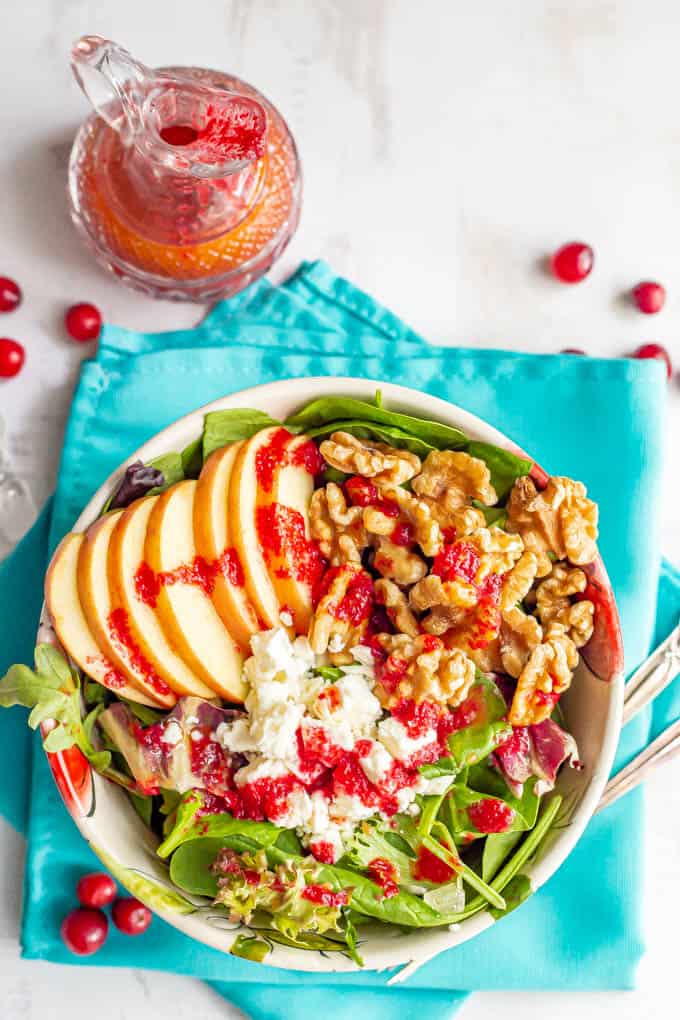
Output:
[493, 727, 532, 797]
[528, 718, 581, 794]
[578, 560, 625, 682]
[99, 697, 243, 796]
[108, 460, 165, 510]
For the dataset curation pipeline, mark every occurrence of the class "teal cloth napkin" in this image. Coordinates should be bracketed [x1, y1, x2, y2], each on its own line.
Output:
[0, 261, 677, 1020]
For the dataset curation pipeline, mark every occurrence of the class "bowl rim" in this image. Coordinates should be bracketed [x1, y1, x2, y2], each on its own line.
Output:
[39, 376, 624, 975]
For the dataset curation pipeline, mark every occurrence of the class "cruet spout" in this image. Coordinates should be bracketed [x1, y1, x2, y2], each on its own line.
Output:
[70, 35, 268, 177]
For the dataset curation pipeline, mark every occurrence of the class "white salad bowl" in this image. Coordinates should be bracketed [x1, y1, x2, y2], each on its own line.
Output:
[37, 378, 624, 977]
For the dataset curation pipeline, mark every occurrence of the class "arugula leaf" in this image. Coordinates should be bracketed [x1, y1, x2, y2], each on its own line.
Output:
[464, 442, 531, 501]
[304, 420, 436, 459]
[180, 437, 203, 478]
[158, 794, 284, 859]
[202, 409, 280, 460]
[0, 646, 110, 771]
[285, 397, 467, 450]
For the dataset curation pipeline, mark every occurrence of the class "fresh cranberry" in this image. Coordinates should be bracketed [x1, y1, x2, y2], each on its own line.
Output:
[76, 872, 117, 909]
[551, 242, 594, 283]
[632, 343, 673, 380]
[632, 281, 665, 315]
[111, 897, 152, 935]
[561, 347, 586, 355]
[0, 277, 21, 312]
[61, 907, 108, 955]
[468, 798, 515, 833]
[65, 302, 102, 342]
[0, 338, 25, 378]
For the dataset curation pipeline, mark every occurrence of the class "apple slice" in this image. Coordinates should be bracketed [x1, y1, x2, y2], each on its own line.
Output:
[145, 480, 246, 702]
[44, 533, 162, 707]
[108, 496, 216, 699]
[228, 427, 287, 629]
[255, 432, 321, 633]
[77, 512, 176, 708]
[194, 443, 260, 650]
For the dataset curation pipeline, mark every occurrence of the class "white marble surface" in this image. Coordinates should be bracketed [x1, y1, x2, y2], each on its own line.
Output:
[1, 1, 679, 1017]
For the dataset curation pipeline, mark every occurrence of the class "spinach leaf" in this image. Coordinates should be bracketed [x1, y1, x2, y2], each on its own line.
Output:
[119, 697, 165, 727]
[202, 409, 280, 460]
[170, 837, 223, 895]
[488, 873, 532, 920]
[466, 765, 540, 830]
[304, 420, 436, 459]
[0, 645, 111, 771]
[285, 397, 467, 450]
[321, 467, 348, 485]
[418, 757, 459, 780]
[180, 437, 204, 479]
[266, 847, 456, 928]
[464, 442, 531, 501]
[274, 829, 303, 855]
[482, 831, 523, 883]
[446, 677, 512, 769]
[446, 782, 538, 840]
[157, 794, 283, 859]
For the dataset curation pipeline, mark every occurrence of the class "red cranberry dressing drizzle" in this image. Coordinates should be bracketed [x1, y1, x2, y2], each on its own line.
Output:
[255, 429, 324, 494]
[314, 567, 374, 624]
[133, 548, 244, 608]
[433, 541, 480, 583]
[256, 503, 326, 586]
[301, 884, 350, 908]
[107, 608, 171, 697]
[413, 845, 456, 883]
[368, 858, 399, 898]
[467, 798, 514, 833]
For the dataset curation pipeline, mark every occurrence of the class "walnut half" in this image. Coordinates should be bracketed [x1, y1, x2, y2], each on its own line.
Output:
[508, 622, 579, 725]
[507, 475, 598, 576]
[375, 633, 476, 709]
[319, 432, 421, 485]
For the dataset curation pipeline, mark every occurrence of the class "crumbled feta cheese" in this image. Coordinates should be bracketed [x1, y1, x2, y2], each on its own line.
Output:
[329, 791, 378, 829]
[214, 718, 256, 754]
[357, 739, 393, 784]
[245, 628, 314, 688]
[248, 702, 306, 764]
[233, 758, 289, 787]
[334, 674, 382, 734]
[377, 717, 438, 762]
[279, 609, 294, 628]
[162, 720, 183, 746]
[406, 802, 421, 817]
[190, 728, 203, 742]
[271, 786, 312, 828]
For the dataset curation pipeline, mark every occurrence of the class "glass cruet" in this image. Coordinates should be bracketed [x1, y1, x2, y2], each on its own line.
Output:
[68, 36, 301, 302]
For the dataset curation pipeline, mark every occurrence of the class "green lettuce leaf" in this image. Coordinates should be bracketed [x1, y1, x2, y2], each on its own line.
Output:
[202, 409, 280, 460]
[0, 645, 110, 771]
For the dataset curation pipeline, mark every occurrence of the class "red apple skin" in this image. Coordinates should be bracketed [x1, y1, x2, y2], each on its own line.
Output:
[508, 443, 624, 682]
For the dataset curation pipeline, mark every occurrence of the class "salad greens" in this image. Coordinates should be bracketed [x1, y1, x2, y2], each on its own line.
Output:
[0, 645, 110, 770]
[0, 389, 584, 969]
